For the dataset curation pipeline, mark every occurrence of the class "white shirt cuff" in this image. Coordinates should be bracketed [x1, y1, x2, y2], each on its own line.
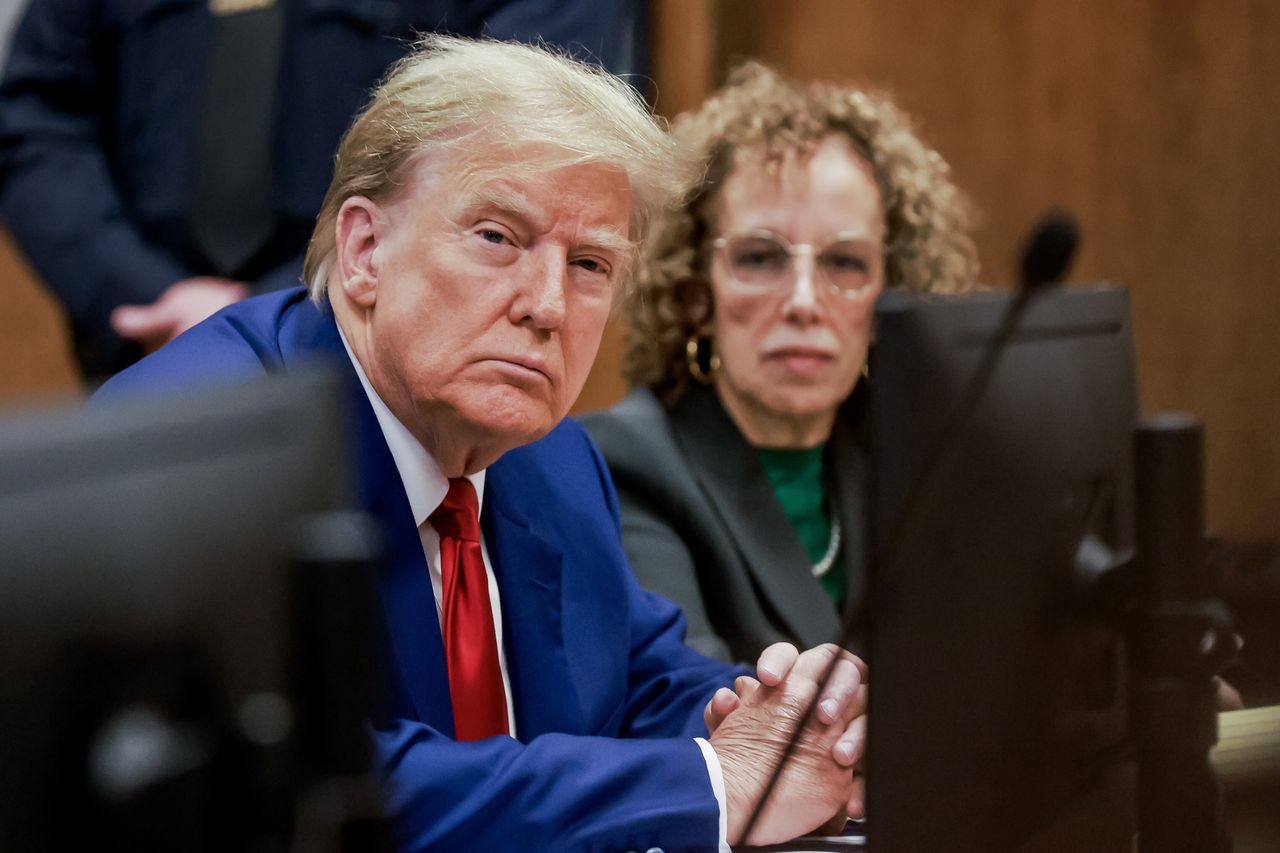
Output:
[694, 737, 732, 853]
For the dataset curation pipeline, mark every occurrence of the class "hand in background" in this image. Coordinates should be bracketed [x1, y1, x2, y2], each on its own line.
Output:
[111, 277, 248, 352]
[709, 643, 868, 845]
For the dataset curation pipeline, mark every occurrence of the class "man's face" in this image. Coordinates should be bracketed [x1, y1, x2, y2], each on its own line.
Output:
[347, 153, 633, 469]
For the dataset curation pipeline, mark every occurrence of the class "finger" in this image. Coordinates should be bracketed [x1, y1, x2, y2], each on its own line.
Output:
[713, 686, 741, 716]
[732, 674, 762, 706]
[110, 304, 174, 340]
[849, 682, 868, 720]
[704, 687, 740, 733]
[817, 659, 866, 725]
[852, 655, 869, 682]
[847, 774, 865, 819]
[832, 711, 866, 767]
[788, 643, 853, 685]
[755, 642, 799, 686]
[702, 693, 718, 732]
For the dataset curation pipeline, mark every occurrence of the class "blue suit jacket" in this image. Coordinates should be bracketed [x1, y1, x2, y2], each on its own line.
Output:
[96, 289, 739, 852]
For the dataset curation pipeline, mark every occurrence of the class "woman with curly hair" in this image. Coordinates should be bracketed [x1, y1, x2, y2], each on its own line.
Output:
[582, 62, 979, 664]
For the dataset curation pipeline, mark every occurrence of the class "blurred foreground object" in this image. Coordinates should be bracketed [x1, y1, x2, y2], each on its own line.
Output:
[0, 369, 385, 851]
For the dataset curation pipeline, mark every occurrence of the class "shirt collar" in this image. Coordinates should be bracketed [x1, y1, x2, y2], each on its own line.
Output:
[337, 324, 486, 527]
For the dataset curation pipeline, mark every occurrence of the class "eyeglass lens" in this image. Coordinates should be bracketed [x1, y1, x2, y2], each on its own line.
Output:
[720, 234, 874, 293]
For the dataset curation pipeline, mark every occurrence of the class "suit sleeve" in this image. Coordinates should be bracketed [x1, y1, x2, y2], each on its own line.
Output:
[375, 587, 736, 849]
[88, 305, 280, 403]
[372, 565, 738, 853]
[375, 598, 741, 853]
[377, 724, 722, 852]
[0, 0, 191, 331]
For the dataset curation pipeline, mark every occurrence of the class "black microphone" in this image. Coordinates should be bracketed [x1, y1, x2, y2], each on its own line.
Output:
[736, 209, 1080, 846]
[1019, 208, 1079, 291]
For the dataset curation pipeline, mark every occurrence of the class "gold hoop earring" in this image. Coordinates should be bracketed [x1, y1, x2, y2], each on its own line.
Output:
[685, 335, 720, 385]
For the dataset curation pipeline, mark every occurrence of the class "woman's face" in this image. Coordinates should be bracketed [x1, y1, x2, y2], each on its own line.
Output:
[709, 134, 885, 447]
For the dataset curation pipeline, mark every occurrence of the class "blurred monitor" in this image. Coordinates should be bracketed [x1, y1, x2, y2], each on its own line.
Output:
[866, 284, 1138, 852]
[0, 369, 377, 851]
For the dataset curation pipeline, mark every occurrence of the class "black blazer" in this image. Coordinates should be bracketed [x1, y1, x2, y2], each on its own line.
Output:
[582, 384, 869, 664]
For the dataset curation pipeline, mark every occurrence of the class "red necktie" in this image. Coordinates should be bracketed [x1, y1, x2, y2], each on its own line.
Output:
[430, 478, 510, 740]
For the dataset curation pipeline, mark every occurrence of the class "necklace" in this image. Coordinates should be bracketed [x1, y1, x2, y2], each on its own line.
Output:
[810, 516, 842, 578]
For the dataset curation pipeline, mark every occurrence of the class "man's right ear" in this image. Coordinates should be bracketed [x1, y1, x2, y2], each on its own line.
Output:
[334, 197, 384, 308]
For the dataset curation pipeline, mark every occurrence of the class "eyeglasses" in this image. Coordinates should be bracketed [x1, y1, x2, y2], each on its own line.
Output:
[711, 230, 880, 297]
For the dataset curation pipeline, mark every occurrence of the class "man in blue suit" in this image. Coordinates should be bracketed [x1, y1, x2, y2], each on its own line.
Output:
[0, 0, 647, 380]
[97, 36, 869, 852]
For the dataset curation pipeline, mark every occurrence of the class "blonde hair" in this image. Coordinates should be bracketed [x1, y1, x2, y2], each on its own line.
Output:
[304, 35, 694, 299]
[623, 62, 980, 404]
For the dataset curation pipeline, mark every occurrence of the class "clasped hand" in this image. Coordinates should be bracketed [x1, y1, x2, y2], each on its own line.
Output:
[706, 642, 867, 847]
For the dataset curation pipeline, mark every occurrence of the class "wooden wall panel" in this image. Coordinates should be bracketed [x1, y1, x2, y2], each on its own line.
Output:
[0, 228, 79, 406]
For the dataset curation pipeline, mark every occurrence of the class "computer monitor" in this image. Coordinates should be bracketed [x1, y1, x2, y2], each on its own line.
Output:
[865, 284, 1139, 852]
[0, 370, 378, 851]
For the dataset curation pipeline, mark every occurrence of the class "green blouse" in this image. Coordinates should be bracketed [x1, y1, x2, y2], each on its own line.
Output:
[754, 445, 845, 607]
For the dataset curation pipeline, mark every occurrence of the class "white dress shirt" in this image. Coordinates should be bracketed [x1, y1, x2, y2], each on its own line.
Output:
[339, 329, 730, 852]
[340, 329, 517, 735]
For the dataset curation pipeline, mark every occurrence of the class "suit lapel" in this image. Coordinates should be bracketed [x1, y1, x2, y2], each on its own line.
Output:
[276, 298, 454, 734]
[482, 461, 586, 740]
[357, 402, 454, 733]
[272, 296, 587, 737]
[829, 405, 869, 645]
[670, 386, 840, 649]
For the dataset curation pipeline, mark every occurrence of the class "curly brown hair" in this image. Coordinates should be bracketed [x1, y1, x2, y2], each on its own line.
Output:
[622, 62, 980, 404]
